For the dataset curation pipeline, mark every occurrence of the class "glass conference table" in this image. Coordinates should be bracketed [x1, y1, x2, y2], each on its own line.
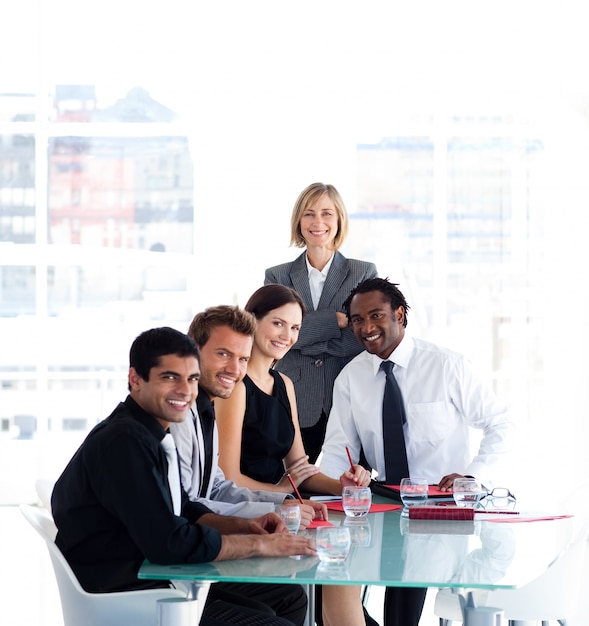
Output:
[139, 503, 576, 625]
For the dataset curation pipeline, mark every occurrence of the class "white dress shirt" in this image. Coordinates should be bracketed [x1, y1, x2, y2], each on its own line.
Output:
[169, 405, 287, 518]
[320, 335, 514, 489]
[306, 253, 334, 309]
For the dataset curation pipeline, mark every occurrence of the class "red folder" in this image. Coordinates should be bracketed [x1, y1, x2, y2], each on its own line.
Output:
[408, 506, 474, 521]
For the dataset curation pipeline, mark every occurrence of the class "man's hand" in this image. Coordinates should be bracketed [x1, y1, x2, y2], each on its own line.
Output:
[198, 512, 284, 535]
[437, 472, 468, 491]
[340, 464, 371, 489]
[215, 532, 316, 561]
[248, 512, 288, 535]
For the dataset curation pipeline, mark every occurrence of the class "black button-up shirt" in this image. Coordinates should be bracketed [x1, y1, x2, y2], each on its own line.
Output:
[52, 396, 221, 592]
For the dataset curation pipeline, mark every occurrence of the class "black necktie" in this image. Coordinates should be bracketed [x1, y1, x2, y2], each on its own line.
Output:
[380, 360, 409, 484]
[199, 405, 215, 497]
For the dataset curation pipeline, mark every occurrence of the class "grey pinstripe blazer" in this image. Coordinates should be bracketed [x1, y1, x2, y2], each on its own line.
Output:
[264, 251, 378, 428]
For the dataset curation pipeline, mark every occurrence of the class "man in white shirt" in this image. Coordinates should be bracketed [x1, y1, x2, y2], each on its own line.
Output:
[320, 277, 514, 626]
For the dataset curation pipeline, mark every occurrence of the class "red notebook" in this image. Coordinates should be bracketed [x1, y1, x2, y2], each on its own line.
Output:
[307, 519, 334, 529]
[408, 505, 474, 521]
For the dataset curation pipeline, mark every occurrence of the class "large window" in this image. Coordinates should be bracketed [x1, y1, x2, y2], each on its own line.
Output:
[2, 1, 589, 508]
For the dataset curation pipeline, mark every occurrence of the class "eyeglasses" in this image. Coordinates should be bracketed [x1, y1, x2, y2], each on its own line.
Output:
[479, 487, 517, 510]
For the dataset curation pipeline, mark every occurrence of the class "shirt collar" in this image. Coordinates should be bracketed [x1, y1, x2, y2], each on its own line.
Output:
[196, 391, 215, 418]
[305, 253, 334, 278]
[123, 395, 168, 442]
[369, 335, 415, 375]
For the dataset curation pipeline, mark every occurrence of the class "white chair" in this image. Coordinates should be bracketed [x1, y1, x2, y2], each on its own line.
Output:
[20, 504, 186, 626]
[433, 521, 589, 626]
[35, 478, 55, 511]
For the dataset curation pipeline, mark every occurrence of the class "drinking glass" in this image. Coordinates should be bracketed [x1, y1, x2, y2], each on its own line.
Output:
[276, 504, 301, 534]
[315, 526, 351, 562]
[399, 477, 428, 515]
[344, 517, 371, 547]
[453, 478, 484, 508]
[342, 486, 372, 518]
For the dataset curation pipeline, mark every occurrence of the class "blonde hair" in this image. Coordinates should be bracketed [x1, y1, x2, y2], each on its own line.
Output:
[289, 182, 349, 250]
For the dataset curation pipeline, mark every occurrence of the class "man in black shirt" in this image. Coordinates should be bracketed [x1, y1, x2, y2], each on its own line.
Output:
[52, 327, 314, 625]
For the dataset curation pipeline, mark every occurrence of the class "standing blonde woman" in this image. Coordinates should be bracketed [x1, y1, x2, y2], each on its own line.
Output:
[264, 183, 378, 463]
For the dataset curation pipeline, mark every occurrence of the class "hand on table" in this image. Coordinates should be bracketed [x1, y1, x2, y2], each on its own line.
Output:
[437, 472, 468, 492]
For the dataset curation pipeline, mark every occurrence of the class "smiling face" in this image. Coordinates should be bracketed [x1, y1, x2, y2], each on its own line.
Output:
[349, 290, 405, 360]
[253, 302, 302, 361]
[128, 353, 200, 430]
[299, 193, 339, 250]
[197, 325, 253, 399]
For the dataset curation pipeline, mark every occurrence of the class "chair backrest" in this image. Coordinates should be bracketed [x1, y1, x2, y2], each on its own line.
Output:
[434, 519, 589, 623]
[485, 520, 589, 621]
[20, 504, 185, 626]
[35, 479, 55, 512]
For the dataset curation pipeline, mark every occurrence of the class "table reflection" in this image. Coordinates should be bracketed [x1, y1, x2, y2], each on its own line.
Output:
[399, 516, 516, 587]
[139, 510, 573, 591]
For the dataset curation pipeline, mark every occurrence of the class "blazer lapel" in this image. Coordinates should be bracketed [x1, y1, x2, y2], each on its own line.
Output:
[290, 253, 314, 311]
[318, 251, 348, 308]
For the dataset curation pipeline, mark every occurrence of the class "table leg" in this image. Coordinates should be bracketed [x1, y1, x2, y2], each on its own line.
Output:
[187, 581, 210, 602]
[304, 583, 315, 626]
[168, 580, 211, 625]
[462, 591, 503, 626]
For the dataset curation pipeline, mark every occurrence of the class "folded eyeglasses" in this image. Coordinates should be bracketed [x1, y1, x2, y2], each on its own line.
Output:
[479, 487, 517, 510]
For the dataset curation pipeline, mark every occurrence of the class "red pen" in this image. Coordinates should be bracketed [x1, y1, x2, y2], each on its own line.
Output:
[287, 473, 304, 504]
[345, 446, 355, 472]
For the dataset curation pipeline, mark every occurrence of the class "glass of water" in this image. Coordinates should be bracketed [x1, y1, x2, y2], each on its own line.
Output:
[315, 526, 351, 562]
[276, 504, 301, 534]
[342, 486, 372, 518]
[399, 477, 428, 515]
[453, 478, 484, 508]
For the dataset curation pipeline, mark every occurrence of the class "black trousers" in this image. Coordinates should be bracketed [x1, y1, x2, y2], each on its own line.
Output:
[384, 587, 427, 626]
[203, 582, 308, 626]
[300, 412, 329, 464]
[314, 586, 423, 626]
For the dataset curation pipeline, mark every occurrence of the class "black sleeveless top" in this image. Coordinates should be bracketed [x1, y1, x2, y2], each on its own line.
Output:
[240, 370, 295, 484]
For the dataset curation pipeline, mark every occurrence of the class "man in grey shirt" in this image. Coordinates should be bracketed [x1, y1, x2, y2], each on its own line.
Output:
[170, 305, 326, 522]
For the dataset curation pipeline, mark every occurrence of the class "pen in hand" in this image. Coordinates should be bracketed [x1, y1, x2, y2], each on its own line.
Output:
[345, 446, 355, 473]
[287, 473, 304, 504]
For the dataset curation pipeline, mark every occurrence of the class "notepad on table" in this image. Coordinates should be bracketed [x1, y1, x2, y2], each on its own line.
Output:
[408, 505, 475, 521]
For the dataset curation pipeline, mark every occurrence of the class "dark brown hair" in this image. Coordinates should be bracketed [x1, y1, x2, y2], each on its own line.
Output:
[245, 284, 307, 320]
